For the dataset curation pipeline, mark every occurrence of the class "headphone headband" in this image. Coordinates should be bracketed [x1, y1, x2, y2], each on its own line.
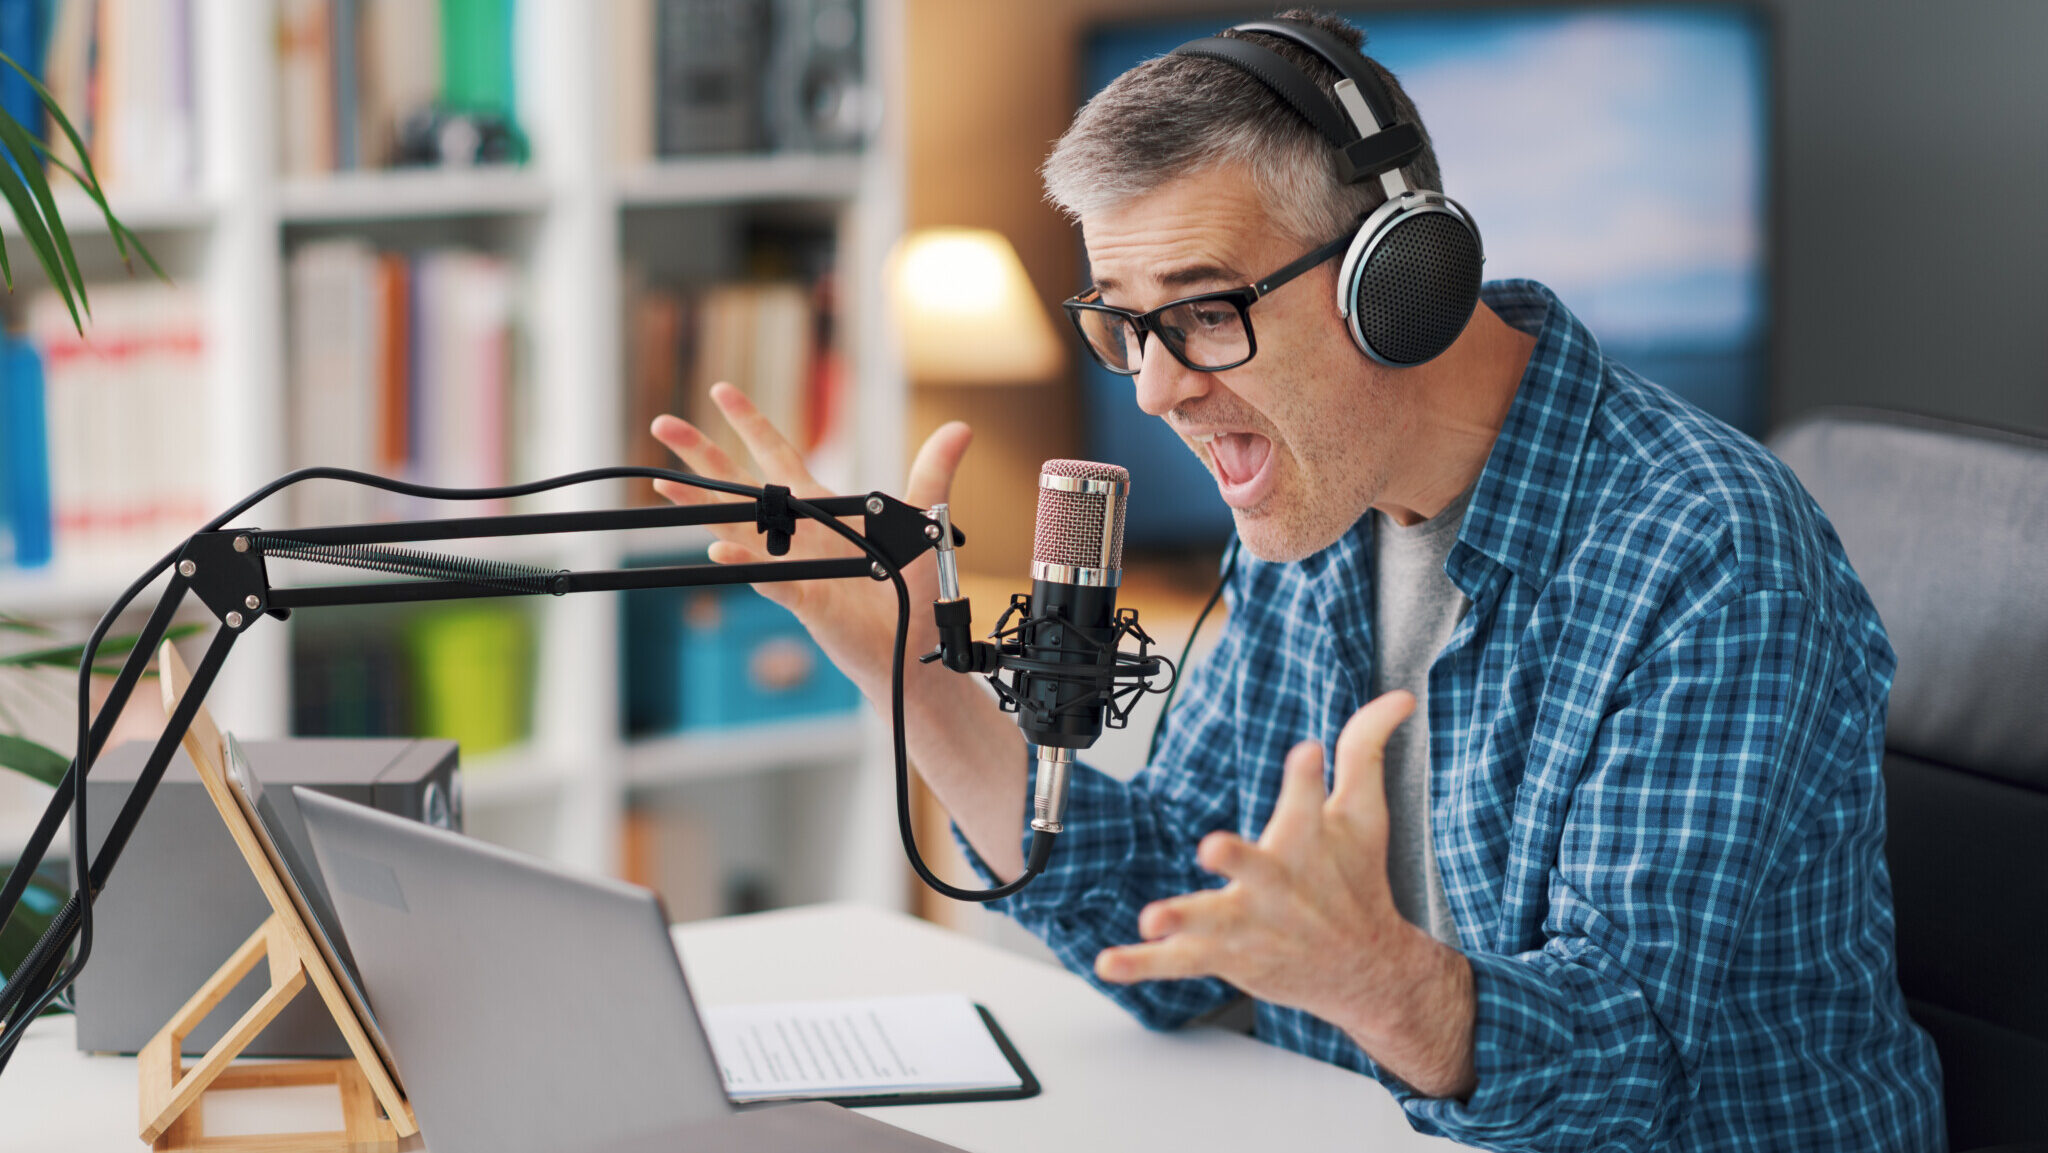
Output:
[1225, 19, 1401, 130]
[1171, 22, 1425, 185]
[1171, 37, 1353, 148]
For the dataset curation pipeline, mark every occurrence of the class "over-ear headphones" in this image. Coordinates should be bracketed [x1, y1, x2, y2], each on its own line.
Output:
[1172, 19, 1484, 368]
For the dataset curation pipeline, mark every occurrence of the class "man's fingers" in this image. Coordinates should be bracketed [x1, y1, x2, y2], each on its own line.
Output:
[1328, 691, 1416, 812]
[903, 421, 974, 511]
[651, 413, 749, 484]
[1095, 936, 1216, 985]
[1136, 886, 1238, 941]
[1259, 739, 1330, 852]
[1194, 831, 1289, 891]
[651, 413, 766, 545]
[708, 382, 823, 495]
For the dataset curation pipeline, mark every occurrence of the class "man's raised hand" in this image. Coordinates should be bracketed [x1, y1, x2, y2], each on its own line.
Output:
[649, 382, 973, 695]
[1094, 692, 1418, 1016]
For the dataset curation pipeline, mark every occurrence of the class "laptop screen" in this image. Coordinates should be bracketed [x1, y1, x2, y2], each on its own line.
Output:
[220, 732, 404, 1091]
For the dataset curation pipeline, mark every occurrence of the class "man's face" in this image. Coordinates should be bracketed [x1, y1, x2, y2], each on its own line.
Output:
[1081, 165, 1404, 563]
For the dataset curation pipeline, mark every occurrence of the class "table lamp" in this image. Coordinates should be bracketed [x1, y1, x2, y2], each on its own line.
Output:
[887, 228, 1063, 386]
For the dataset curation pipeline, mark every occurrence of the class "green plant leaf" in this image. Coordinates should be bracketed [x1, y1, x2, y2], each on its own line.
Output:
[0, 614, 48, 634]
[0, 135, 78, 332]
[0, 622, 203, 670]
[0, 733, 66, 788]
[0, 49, 152, 281]
[0, 100, 87, 318]
[0, 171, 12, 290]
[32, 150, 164, 283]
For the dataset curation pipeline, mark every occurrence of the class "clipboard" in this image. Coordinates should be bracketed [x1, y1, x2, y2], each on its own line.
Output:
[740, 1003, 1041, 1109]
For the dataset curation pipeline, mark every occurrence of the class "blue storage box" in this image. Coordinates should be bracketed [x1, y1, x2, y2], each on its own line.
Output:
[676, 585, 859, 730]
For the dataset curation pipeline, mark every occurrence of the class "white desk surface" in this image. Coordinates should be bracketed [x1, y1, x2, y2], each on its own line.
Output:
[0, 902, 1467, 1153]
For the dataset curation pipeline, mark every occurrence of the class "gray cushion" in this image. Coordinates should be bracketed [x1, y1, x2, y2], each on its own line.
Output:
[1770, 410, 2048, 786]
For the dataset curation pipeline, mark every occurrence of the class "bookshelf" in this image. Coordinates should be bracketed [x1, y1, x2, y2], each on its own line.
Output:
[0, 0, 910, 915]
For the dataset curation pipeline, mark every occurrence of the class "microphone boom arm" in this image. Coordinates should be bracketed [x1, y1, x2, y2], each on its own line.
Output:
[0, 468, 998, 1072]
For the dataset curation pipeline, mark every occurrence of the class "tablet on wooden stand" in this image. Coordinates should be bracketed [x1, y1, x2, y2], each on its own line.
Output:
[136, 641, 417, 1153]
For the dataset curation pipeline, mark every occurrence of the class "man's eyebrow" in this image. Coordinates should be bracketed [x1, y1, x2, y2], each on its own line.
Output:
[1161, 263, 1243, 290]
[1091, 263, 1245, 298]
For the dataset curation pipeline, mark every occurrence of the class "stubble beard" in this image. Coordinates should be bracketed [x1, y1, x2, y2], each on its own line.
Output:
[1226, 373, 1399, 566]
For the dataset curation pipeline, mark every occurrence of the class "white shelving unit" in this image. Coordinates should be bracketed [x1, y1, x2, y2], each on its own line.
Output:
[0, 0, 910, 913]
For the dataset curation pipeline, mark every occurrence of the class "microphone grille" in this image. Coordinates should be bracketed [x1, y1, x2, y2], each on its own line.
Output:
[1033, 459, 1128, 574]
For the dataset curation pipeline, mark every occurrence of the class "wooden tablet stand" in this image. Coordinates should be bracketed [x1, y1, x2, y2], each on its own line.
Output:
[136, 642, 418, 1152]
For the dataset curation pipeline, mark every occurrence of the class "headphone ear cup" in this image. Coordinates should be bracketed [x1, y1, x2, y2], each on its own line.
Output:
[1342, 203, 1484, 367]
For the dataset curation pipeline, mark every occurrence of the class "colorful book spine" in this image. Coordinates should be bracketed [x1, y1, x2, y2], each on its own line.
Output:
[287, 242, 519, 525]
[92, 0, 193, 191]
[277, 0, 336, 177]
[28, 283, 209, 568]
[0, 0, 45, 144]
[1, 337, 53, 568]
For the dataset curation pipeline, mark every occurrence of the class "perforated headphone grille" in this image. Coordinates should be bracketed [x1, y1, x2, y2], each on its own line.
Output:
[1355, 210, 1483, 366]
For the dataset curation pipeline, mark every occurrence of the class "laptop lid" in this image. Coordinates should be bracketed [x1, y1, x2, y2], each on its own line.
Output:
[294, 787, 734, 1153]
[220, 734, 401, 1087]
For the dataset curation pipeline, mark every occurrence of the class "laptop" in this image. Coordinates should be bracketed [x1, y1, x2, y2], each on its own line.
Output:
[293, 786, 966, 1153]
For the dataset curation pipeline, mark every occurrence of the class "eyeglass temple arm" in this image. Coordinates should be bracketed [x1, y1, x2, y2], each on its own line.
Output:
[1251, 234, 1356, 298]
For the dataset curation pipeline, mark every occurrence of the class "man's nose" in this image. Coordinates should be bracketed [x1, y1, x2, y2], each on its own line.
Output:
[1132, 335, 1209, 417]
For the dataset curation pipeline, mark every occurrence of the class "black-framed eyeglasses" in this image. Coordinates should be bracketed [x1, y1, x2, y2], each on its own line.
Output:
[1061, 233, 1353, 375]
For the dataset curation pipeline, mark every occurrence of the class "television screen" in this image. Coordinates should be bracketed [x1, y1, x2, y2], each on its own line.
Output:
[1078, 5, 1772, 551]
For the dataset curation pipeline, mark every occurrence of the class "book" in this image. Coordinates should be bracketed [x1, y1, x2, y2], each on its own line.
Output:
[41, 0, 94, 187]
[277, 0, 337, 177]
[415, 247, 516, 507]
[279, 0, 511, 175]
[28, 282, 209, 568]
[331, 0, 359, 169]
[0, 0, 45, 144]
[611, 0, 655, 165]
[358, 0, 440, 169]
[289, 238, 383, 526]
[684, 281, 814, 476]
[0, 337, 53, 568]
[701, 994, 1034, 1105]
[623, 281, 692, 498]
[292, 616, 413, 738]
[28, 0, 198, 192]
[286, 242, 519, 525]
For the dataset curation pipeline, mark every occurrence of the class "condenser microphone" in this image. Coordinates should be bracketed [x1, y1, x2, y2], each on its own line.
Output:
[1016, 460, 1128, 835]
[925, 458, 1167, 880]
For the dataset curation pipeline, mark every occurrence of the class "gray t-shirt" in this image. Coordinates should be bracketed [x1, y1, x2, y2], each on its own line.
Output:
[1371, 486, 1474, 947]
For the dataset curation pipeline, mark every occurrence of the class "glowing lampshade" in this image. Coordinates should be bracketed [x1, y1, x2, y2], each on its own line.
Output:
[887, 228, 1063, 384]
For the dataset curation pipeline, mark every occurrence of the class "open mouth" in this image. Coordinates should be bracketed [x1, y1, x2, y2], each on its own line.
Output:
[1194, 430, 1277, 510]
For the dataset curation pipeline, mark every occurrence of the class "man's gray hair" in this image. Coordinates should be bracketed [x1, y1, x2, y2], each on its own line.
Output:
[1042, 9, 1442, 250]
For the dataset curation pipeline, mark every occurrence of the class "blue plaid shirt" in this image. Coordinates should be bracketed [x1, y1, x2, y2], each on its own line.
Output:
[964, 281, 1944, 1151]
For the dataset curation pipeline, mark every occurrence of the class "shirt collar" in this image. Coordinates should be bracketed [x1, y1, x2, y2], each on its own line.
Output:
[1450, 280, 1605, 591]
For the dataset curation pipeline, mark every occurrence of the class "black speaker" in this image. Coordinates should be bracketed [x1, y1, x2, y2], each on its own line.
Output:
[656, 0, 768, 155]
[74, 738, 460, 1056]
[763, 0, 866, 152]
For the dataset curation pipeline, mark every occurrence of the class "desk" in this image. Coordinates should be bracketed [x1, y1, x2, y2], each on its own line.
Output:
[0, 903, 1467, 1153]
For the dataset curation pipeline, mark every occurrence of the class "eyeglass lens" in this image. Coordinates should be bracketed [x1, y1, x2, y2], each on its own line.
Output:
[1077, 298, 1249, 373]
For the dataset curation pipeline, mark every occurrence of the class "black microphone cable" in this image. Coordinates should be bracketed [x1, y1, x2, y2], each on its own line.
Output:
[0, 465, 1036, 1071]
[1145, 537, 1241, 766]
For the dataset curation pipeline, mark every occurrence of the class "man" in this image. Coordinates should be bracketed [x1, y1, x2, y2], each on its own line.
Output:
[651, 11, 1942, 1150]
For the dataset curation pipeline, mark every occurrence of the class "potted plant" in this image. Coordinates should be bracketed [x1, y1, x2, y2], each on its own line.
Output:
[0, 55, 166, 1006]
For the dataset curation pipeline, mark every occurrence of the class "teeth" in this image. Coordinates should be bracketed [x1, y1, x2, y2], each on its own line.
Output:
[1192, 432, 1219, 444]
